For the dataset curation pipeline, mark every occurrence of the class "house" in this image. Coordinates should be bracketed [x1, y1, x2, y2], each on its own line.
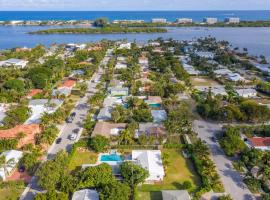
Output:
[110, 87, 129, 97]
[195, 86, 227, 96]
[236, 88, 257, 98]
[115, 62, 127, 69]
[183, 46, 194, 53]
[72, 189, 99, 200]
[139, 57, 149, 66]
[26, 89, 43, 99]
[59, 78, 77, 89]
[0, 150, 23, 181]
[151, 110, 167, 123]
[110, 79, 125, 88]
[117, 56, 126, 62]
[182, 63, 200, 75]
[195, 51, 215, 59]
[92, 122, 127, 138]
[225, 17, 240, 24]
[70, 69, 85, 77]
[65, 43, 86, 51]
[0, 124, 41, 148]
[248, 137, 270, 151]
[148, 42, 160, 47]
[0, 58, 28, 68]
[132, 150, 165, 183]
[203, 18, 218, 24]
[52, 78, 77, 97]
[26, 99, 64, 124]
[135, 123, 167, 141]
[118, 43, 131, 50]
[152, 18, 167, 23]
[176, 18, 193, 24]
[103, 96, 123, 107]
[227, 73, 245, 82]
[162, 190, 191, 200]
[96, 107, 113, 121]
[145, 96, 162, 107]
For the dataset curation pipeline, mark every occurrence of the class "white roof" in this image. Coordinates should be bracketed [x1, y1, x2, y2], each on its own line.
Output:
[103, 96, 123, 107]
[236, 88, 257, 97]
[132, 150, 165, 181]
[72, 189, 99, 200]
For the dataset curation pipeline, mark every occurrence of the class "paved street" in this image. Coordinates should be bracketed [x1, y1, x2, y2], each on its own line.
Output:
[193, 120, 256, 200]
[20, 51, 111, 200]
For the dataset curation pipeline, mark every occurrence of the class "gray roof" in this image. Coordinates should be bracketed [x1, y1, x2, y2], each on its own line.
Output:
[72, 189, 99, 200]
[29, 99, 63, 107]
[97, 107, 113, 121]
[162, 190, 190, 200]
[5, 58, 25, 64]
[151, 110, 167, 123]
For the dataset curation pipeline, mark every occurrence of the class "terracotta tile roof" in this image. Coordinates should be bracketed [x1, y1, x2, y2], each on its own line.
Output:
[27, 89, 43, 98]
[147, 96, 162, 104]
[59, 79, 76, 88]
[0, 124, 41, 148]
[249, 137, 270, 147]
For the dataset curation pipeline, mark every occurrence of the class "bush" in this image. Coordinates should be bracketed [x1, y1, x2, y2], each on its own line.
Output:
[244, 177, 261, 193]
[90, 135, 109, 152]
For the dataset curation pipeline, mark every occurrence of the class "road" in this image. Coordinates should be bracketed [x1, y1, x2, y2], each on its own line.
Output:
[193, 120, 256, 200]
[20, 50, 112, 200]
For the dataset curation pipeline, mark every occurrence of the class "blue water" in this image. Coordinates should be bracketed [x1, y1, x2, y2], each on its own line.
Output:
[100, 154, 123, 162]
[1, 11, 270, 22]
[149, 103, 162, 108]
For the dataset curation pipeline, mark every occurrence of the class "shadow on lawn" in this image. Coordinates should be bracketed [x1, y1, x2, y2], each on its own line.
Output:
[150, 191, 162, 200]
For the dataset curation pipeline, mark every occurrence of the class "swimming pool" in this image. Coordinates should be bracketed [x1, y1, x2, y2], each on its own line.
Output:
[149, 103, 161, 108]
[100, 154, 123, 162]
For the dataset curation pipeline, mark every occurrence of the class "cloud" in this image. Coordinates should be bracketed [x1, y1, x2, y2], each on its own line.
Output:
[0, 0, 269, 10]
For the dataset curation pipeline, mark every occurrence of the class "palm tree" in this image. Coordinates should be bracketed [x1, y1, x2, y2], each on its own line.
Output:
[118, 129, 133, 145]
[0, 156, 15, 180]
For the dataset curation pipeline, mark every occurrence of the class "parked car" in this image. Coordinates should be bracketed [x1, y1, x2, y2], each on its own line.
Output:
[69, 133, 78, 141]
[66, 112, 76, 123]
[56, 138, 62, 144]
[73, 128, 80, 134]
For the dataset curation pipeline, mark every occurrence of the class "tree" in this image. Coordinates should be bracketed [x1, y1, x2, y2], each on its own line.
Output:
[90, 135, 109, 152]
[34, 190, 68, 200]
[19, 151, 40, 174]
[3, 79, 25, 92]
[99, 182, 131, 200]
[94, 18, 109, 27]
[120, 161, 149, 187]
[0, 155, 15, 179]
[118, 129, 133, 145]
[3, 105, 30, 128]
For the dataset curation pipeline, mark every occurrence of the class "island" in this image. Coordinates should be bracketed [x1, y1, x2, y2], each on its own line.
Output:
[29, 27, 168, 34]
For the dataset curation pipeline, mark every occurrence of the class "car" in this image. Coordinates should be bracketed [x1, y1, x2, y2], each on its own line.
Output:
[69, 133, 78, 141]
[66, 112, 76, 123]
[73, 128, 80, 134]
[56, 138, 62, 144]
[19, 166, 25, 173]
[211, 136, 217, 142]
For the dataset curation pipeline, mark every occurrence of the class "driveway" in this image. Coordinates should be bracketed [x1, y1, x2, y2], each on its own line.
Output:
[193, 120, 256, 200]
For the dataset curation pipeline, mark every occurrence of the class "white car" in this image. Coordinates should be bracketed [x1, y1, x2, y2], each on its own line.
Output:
[69, 133, 78, 141]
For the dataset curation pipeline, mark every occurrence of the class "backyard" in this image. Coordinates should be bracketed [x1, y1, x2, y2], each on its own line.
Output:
[191, 76, 221, 87]
[136, 149, 200, 200]
[68, 148, 98, 171]
[0, 181, 25, 200]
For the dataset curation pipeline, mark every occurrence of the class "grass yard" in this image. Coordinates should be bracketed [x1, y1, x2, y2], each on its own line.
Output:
[191, 76, 220, 87]
[0, 181, 25, 200]
[137, 149, 200, 200]
[68, 148, 98, 171]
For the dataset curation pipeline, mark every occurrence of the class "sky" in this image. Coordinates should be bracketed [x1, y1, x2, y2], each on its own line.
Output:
[0, 0, 269, 11]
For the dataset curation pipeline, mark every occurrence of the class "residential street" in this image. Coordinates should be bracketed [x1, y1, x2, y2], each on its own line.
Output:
[193, 120, 256, 200]
[20, 51, 111, 200]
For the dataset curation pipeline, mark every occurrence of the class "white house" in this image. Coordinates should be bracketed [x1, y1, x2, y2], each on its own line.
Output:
[236, 88, 257, 98]
[132, 150, 165, 183]
[182, 63, 200, 75]
[118, 43, 131, 50]
[0, 58, 28, 68]
[203, 18, 218, 24]
[195, 51, 215, 59]
[176, 18, 193, 24]
[115, 62, 127, 69]
[0, 150, 23, 181]
[151, 18, 167, 23]
[72, 189, 99, 200]
[225, 17, 240, 24]
[248, 137, 270, 151]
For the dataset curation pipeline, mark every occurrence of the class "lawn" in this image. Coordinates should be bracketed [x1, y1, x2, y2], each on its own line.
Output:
[191, 77, 220, 87]
[68, 148, 98, 171]
[136, 149, 200, 200]
[0, 181, 25, 200]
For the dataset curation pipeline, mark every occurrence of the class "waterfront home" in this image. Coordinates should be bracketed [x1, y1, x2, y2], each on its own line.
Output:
[72, 189, 99, 200]
[195, 51, 215, 59]
[0, 150, 23, 181]
[109, 87, 129, 97]
[25, 99, 64, 124]
[151, 18, 167, 23]
[225, 17, 240, 24]
[132, 150, 165, 183]
[0, 124, 41, 148]
[135, 123, 167, 143]
[176, 18, 193, 24]
[236, 88, 257, 98]
[65, 43, 86, 51]
[248, 137, 270, 151]
[92, 122, 127, 138]
[203, 17, 218, 24]
[118, 42, 131, 50]
[151, 110, 167, 123]
[162, 190, 191, 200]
[0, 58, 28, 68]
[96, 107, 113, 121]
[148, 42, 160, 47]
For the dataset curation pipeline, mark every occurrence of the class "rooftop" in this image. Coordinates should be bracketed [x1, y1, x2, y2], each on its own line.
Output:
[72, 189, 99, 200]
[92, 122, 126, 138]
[249, 137, 270, 147]
[162, 190, 191, 200]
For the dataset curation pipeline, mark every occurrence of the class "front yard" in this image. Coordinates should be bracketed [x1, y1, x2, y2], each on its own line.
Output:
[68, 148, 98, 171]
[136, 149, 200, 200]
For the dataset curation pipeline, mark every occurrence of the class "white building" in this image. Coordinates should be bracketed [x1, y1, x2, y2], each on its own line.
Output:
[0, 150, 23, 181]
[195, 51, 215, 59]
[0, 58, 28, 68]
[115, 62, 127, 69]
[132, 150, 165, 183]
[182, 63, 200, 75]
[151, 18, 167, 23]
[236, 88, 257, 98]
[225, 17, 240, 24]
[72, 189, 99, 200]
[118, 43, 131, 50]
[203, 18, 218, 24]
[176, 18, 193, 24]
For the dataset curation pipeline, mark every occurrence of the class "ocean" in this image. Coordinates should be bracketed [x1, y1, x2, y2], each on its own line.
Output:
[0, 10, 270, 22]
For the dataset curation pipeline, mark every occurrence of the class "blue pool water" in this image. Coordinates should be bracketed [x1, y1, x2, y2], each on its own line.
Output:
[149, 103, 161, 108]
[100, 154, 123, 162]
